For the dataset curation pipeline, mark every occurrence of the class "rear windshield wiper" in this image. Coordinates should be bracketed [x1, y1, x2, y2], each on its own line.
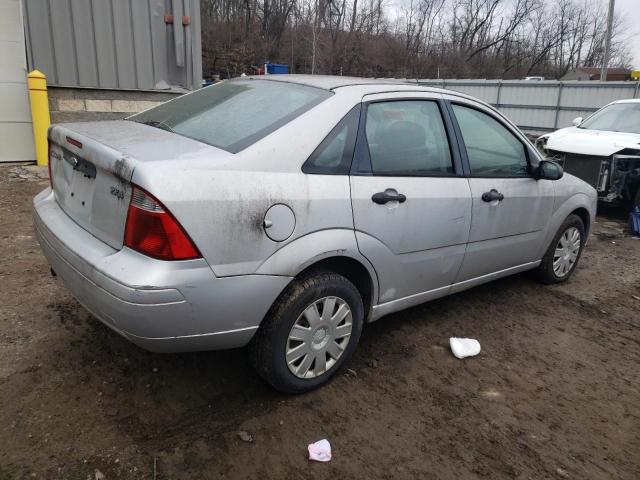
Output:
[142, 120, 174, 133]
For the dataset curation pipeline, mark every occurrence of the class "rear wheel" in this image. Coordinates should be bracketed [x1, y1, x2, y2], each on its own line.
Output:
[249, 271, 364, 394]
[536, 214, 585, 284]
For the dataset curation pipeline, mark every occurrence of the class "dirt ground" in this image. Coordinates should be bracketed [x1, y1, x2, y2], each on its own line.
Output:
[1, 164, 639, 480]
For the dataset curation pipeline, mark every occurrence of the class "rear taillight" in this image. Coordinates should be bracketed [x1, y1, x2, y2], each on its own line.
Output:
[124, 186, 201, 261]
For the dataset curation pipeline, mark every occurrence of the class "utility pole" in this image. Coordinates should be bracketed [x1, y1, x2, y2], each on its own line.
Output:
[600, 0, 615, 81]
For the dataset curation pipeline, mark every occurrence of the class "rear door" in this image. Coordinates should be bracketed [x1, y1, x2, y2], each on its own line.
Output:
[349, 92, 472, 305]
[446, 99, 554, 284]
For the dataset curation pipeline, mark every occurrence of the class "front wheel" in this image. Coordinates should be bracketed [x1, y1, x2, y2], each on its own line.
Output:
[249, 271, 364, 394]
[536, 214, 585, 284]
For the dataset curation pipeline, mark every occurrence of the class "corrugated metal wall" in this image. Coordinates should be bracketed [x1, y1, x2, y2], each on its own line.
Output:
[23, 0, 202, 91]
[416, 79, 640, 134]
[1, 0, 35, 162]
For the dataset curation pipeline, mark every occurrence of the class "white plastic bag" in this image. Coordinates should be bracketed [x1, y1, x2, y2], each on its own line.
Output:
[449, 338, 481, 359]
[308, 439, 332, 462]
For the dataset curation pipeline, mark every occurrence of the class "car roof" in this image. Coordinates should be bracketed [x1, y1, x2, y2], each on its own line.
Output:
[239, 74, 510, 124]
[242, 74, 489, 106]
[612, 98, 640, 104]
[244, 74, 409, 90]
[243, 74, 464, 94]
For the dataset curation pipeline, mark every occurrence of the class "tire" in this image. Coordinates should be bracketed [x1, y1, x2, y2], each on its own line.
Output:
[249, 270, 364, 394]
[536, 214, 586, 284]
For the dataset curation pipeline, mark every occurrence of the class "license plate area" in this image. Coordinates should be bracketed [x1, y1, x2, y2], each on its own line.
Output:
[59, 148, 96, 217]
[62, 147, 96, 179]
[49, 132, 132, 250]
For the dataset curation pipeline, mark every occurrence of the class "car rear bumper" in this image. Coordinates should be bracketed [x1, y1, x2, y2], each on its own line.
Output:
[33, 188, 291, 353]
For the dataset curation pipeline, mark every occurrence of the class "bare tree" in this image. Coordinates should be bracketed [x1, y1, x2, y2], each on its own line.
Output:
[200, 0, 633, 79]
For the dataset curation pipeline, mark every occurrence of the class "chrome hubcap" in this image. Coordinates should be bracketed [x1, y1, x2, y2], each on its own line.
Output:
[286, 296, 352, 379]
[553, 226, 581, 278]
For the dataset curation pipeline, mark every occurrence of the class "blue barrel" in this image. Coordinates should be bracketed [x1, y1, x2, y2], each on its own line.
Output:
[266, 63, 289, 74]
[630, 206, 640, 236]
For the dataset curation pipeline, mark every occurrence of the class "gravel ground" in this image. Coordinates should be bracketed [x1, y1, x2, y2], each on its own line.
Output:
[1, 164, 639, 479]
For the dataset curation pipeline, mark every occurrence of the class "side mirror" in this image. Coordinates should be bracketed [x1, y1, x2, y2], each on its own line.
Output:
[572, 116, 583, 126]
[536, 160, 564, 181]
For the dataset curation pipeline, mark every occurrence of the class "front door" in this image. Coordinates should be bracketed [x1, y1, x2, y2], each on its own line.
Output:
[350, 94, 472, 305]
[447, 101, 555, 283]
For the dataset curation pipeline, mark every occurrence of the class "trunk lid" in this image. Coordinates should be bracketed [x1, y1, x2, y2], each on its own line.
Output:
[48, 120, 226, 250]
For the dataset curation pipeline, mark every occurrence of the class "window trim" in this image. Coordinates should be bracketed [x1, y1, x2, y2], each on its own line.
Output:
[446, 100, 535, 179]
[350, 97, 464, 177]
[302, 104, 361, 175]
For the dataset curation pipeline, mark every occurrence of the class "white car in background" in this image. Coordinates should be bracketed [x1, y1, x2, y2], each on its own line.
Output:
[537, 99, 640, 208]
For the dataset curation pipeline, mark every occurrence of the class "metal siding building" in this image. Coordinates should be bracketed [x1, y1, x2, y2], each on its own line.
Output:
[23, 0, 202, 91]
[0, 0, 35, 162]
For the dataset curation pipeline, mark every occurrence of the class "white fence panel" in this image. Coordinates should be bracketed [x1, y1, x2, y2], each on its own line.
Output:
[560, 84, 636, 108]
[415, 79, 640, 135]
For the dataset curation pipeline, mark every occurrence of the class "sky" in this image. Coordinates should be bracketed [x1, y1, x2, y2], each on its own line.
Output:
[385, 0, 640, 69]
[616, 0, 640, 68]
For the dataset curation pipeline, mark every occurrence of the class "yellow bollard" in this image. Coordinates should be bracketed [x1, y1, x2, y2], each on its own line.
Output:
[27, 70, 51, 166]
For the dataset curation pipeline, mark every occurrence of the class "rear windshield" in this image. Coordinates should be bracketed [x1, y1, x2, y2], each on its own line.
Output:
[129, 79, 332, 153]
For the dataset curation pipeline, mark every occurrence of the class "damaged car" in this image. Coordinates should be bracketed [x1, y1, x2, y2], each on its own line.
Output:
[537, 99, 640, 209]
[34, 76, 597, 393]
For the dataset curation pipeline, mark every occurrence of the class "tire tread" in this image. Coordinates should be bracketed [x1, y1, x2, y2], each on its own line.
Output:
[249, 270, 363, 393]
[536, 214, 585, 284]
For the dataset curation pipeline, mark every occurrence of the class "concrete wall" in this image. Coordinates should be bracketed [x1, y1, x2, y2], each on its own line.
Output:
[48, 87, 183, 123]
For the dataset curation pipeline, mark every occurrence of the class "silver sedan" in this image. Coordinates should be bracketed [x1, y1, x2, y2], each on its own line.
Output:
[34, 75, 597, 393]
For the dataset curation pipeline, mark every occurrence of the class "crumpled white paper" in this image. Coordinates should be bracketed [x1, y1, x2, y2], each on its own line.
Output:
[449, 338, 481, 359]
[308, 439, 332, 462]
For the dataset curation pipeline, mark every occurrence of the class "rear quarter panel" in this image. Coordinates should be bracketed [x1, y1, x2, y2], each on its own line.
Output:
[131, 91, 364, 278]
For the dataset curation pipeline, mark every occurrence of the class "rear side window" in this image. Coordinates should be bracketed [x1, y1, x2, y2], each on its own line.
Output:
[452, 104, 528, 177]
[129, 80, 331, 153]
[364, 100, 453, 176]
[303, 105, 360, 175]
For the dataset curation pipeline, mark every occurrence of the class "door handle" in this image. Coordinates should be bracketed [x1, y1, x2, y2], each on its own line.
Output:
[372, 190, 407, 205]
[481, 189, 504, 202]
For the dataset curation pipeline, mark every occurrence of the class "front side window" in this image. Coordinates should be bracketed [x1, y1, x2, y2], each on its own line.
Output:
[129, 80, 332, 153]
[364, 100, 453, 176]
[452, 104, 529, 177]
[579, 102, 640, 134]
